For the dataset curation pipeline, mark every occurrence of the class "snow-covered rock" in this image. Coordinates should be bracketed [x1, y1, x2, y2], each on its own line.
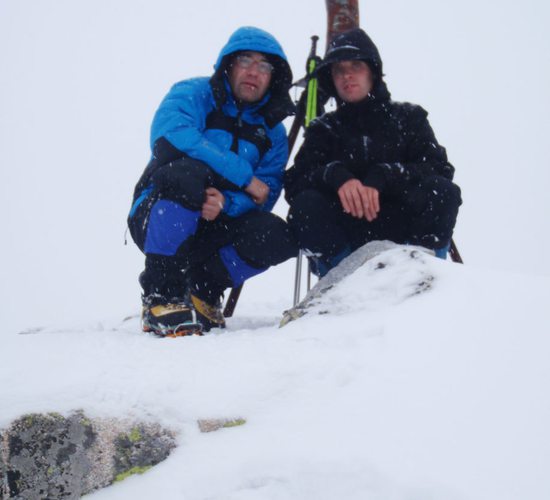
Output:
[0, 412, 175, 498]
[281, 241, 435, 325]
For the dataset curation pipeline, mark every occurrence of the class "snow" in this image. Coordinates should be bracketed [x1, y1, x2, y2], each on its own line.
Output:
[2, 247, 550, 499]
[1, 0, 550, 498]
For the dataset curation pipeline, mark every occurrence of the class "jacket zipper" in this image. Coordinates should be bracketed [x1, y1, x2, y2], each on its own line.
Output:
[231, 111, 242, 153]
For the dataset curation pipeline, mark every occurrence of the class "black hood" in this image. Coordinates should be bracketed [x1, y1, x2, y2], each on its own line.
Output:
[316, 28, 389, 101]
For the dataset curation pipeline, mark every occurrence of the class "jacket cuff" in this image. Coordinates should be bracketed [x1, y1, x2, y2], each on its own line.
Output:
[222, 196, 233, 215]
[241, 171, 254, 189]
[362, 164, 387, 193]
[318, 161, 356, 191]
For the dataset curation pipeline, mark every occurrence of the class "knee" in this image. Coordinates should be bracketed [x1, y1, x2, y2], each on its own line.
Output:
[407, 176, 461, 216]
[254, 212, 297, 251]
[288, 189, 329, 225]
[426, 176, 462, 209]
[289, 189, 327, 212]
[150, 158, 213, 209]
[234, 212, 297, 266]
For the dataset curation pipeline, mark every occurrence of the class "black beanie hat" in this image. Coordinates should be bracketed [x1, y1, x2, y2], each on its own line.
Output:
[316, 28, 384, 98]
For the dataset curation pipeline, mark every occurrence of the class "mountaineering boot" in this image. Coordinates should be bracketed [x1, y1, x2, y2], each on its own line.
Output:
[190, 294, 226, 332]
[142, 295, 203, 337]
[187, 262, 229, 332]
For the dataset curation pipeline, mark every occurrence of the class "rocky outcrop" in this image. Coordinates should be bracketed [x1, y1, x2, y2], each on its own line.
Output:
[0, 411, 176, 499]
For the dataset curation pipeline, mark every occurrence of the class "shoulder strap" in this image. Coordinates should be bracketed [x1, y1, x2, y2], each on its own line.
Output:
[205, 109, 272, 158]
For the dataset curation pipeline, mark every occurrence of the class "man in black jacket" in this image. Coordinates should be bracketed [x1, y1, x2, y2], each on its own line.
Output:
[284, 28, 462, 276]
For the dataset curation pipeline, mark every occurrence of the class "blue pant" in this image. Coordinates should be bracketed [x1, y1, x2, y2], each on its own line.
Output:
[128, 159, 297, 302]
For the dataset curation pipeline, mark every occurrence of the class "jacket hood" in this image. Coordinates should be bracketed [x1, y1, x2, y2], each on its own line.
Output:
[211, 26, 294, 125]
[316, 28, 389, 102]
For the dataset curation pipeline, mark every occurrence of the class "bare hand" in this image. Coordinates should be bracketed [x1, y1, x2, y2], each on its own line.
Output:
[337, 179, 380, 221]
[201, 187, 225, 221]
[244, 176, 270, 205]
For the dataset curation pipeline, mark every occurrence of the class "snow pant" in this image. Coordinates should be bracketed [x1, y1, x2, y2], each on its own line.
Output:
[128, 158, 298, 302]
[287, 175, 461, 275]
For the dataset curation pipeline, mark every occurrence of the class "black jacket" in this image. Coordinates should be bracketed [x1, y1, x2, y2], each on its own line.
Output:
[285, 27, 455, 204]
[284, 93, 455, 203]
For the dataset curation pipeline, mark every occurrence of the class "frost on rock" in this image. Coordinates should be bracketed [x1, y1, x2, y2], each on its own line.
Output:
[0, 411, 176, 499]
[281, 240, 436, 325]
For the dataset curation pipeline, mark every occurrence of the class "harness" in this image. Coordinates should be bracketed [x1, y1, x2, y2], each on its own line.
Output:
[205, 108, 272, 158]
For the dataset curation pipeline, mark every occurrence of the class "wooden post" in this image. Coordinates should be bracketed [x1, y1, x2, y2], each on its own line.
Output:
[326, 0, 360, 47]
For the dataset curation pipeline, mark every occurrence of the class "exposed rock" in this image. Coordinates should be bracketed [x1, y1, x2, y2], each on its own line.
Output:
[112, 422, 176, 480]
[0, 412, 176, 499]
[197, 418, 247, 433]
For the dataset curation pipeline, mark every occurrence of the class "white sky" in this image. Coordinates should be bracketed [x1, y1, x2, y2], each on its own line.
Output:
[1, 0, 549, 333]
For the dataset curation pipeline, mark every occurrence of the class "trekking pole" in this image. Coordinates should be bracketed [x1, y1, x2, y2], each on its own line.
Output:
[294, 1, 359, 304]
[223, 283, 242, 318]
[224, 38, 321, 318]
[293, 35, 321, 307]
[449, 238, 463, 264]
[287, 92, 307, 154]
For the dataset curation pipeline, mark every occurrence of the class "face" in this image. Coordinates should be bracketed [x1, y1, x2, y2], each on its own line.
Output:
[331, 60, 374, 103]
[228, 51, 273, 104]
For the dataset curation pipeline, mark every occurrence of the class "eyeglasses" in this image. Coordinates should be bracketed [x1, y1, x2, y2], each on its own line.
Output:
[234, 54, 274, 75]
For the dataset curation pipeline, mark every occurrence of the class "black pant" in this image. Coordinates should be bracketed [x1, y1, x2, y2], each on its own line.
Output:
[128, 158, 297, 302]
[288, 175, 461, 264]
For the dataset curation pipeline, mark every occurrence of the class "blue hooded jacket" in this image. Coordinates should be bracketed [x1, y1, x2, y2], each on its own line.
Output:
[140, 26, 294, 217]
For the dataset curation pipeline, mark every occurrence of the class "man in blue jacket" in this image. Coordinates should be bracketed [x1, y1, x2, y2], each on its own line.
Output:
[128, 27, 297, 336]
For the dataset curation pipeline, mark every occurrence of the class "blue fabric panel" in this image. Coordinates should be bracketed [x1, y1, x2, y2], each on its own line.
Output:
[310, 246, 352, 277]
[144, 200, 199, 256]
[219, 245, 266, 287]
[434, 242, 451, 260]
